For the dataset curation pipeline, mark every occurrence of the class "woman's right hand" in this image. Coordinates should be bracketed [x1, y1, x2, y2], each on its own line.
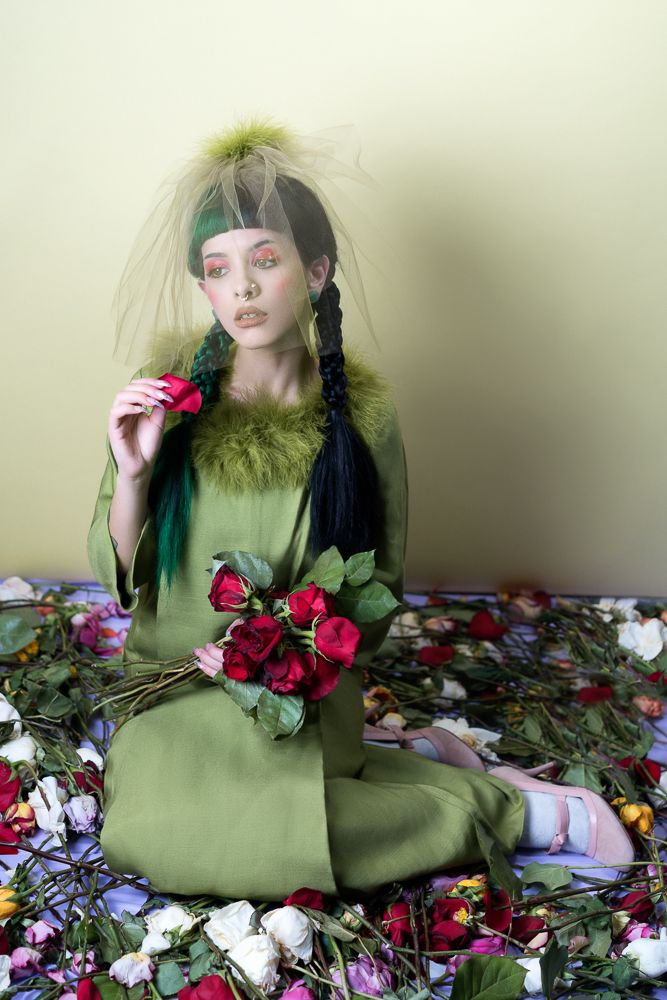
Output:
[108, 378, 174, 482]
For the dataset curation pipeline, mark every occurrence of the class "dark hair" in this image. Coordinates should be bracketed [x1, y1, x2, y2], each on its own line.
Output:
[148, 174, 382, 589]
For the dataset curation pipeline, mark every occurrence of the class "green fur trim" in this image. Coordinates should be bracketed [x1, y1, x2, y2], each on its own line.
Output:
[145, 335, 395, 493]
[201, 117, 294, 162]
[193, 345, 393, 492]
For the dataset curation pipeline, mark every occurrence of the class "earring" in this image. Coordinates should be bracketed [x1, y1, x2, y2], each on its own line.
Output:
[308, 289, 320, 303]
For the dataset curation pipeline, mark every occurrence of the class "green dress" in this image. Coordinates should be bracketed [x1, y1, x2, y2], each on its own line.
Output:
[87, 340, 524, 901]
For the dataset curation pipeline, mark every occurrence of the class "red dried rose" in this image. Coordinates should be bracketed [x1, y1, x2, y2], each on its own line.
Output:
[381, 902, 412, 946]
[313, 617, 361, 669]
[511, 915, 547, 944]
[576, 686, 613, 704]
[287, 582, 335, 627]
[283, 888, 325, 910]
[73, 763, 104, 796]
[617, 756, 661, 786]
[418, 645, 455, 667]
[0, 821, 20, 855]
[0, 762, 20, 812]
[468, 610, 508, 641]
[178, 974, 236, 1000]
[208, 567, 254, 613]
[483, 888, 513, 934]
[77, 980, 103, 1000]
[264, 649, 314, 695]
[228, 616, 283, 664]
[616, 889, 655, 920]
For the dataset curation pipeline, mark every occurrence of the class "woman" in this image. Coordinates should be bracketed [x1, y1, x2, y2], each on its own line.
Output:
[88, 119, 633, 901]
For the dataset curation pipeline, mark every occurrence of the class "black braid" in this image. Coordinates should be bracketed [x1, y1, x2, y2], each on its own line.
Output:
[309, 283, 384, 559]
[148, 317, 233, 589]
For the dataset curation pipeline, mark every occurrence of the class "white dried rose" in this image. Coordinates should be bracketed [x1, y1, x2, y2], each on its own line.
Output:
[623, 926, 667, 977]
[108, 952, 155, 986]
[227, 933, 281, 991]
[0, 954, 10, 992]
[0, 734, 37, 769]
[203, 900, 257, 952]
[260, 905, 314, 963]
[618, 619, 665, 661]
[0, 695, 22, 740]
[594, 597, 640, 623]
[140, 931, 171, 955]
[27, 777, 69, 835]
[0, 577, 39, 602]
[145, 904, 198, 939]
[439, 678, 467, 701]
[75, 746, 105, 770]
[432, 717, 502, 763]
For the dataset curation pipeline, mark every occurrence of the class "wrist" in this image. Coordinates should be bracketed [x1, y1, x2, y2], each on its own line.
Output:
[117, 470, 152, 491]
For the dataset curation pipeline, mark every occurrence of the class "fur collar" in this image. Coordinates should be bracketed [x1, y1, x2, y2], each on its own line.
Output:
[149, 335, 394, 492]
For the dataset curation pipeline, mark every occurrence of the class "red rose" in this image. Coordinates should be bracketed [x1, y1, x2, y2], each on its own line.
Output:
[221, 647, 258, 682]
[577, 686, 613, 704]
[432, 897, 472, 924]
[208, 567, 253, 613]
[264, 649, 314, 694]
[313, 617, 361, 669]
[468, 610, 508, 641]
[616, 890, 655, 920]
[617, 756, 661, 785]
[77, 980, 103, 1000]
[178, 973, 236, 1000]
[418, 645, 455, 667]
[228, 616, 283, 664]
[302, 654, 341, 702]
[284, 887, 325, 910]
[157, 372, 202, 414]
[648, 671, 667, 687]
[0, 821, 20, 855]
[483, 888, 512, 934]
[381, 902, 412, 946]
[287, 582, 335, 627]
[511, 915, 546, 944]
[73, 763, 104, 796]
[0, 762, 20, 812]
[430, 919, 470, 952]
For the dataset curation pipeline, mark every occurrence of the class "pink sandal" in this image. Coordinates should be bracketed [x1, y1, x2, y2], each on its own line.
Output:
[363, 722, 486, 771]
[489, 765, 635, 869]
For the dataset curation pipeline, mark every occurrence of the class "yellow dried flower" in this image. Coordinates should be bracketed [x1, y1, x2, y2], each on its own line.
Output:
[16, 639, 39, 663]
[0, 886, 20, 918]
[618, 801, 654, 834]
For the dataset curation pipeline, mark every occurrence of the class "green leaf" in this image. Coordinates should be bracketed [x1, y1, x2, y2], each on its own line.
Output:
[343, 549, 376, 585]
[220, 677, 264, 713]
[210, 549, 273, 590]
[583, 705, 604, 735]
[297, 545, 346, 593]
[119, 910, 147, 950]
[450, 955, 527, 1000]
[519, 715, 543, 742]
[555, 895, 611, 957]
[540, 936, 568, 999]
[256, 687, 305, 739]
[303, 907, 356, 942]
[35, 686, 73, 720]
[335, 580, 400, 623]
[521, 862, 573, 892]
[42, 663, 74, 687]
[155, 960, 187, 996]
[559, 762, 603, 793]
[89, 977, 127, 1000]
[0, 615, 36, 654]
[612, 955, 637, 988]
[188, 940, 215, 983]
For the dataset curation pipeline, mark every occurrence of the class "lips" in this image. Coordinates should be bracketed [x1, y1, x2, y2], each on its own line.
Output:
[234, 307, 268, 329]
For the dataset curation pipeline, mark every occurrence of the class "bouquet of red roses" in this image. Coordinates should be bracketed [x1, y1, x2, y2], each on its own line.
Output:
[98, 545, 400, 739]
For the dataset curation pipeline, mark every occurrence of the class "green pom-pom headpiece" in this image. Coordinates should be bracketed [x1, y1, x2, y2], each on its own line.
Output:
[201, 116, 294, 162]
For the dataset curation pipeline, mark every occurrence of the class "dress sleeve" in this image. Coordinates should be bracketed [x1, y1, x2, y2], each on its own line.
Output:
[86, 372, 156, 612]
[354, 401, 409, 668]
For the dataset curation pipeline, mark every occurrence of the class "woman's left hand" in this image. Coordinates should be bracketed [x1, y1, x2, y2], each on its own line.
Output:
[193, 643, 225, 678]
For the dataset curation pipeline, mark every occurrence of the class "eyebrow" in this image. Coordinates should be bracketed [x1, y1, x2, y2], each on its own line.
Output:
[203, 239, 276, 260]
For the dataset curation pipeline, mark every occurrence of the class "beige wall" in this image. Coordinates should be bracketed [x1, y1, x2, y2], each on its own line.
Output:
[2, 2, 665, 596]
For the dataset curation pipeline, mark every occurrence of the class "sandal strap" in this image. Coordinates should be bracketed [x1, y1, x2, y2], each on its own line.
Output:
[547, 797, 569, 854]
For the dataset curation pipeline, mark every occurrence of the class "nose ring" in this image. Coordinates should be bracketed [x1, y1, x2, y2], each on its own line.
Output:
[240, 281, 258, 302]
